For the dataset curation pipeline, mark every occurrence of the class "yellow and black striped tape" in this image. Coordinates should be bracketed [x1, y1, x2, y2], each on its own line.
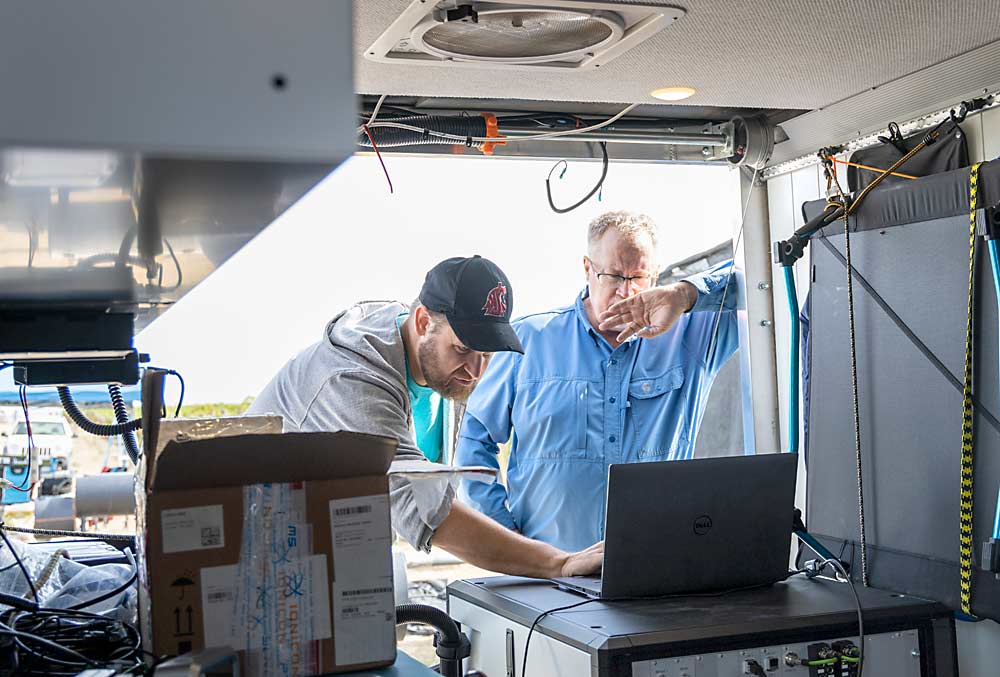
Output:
[959, 161, 983, 616]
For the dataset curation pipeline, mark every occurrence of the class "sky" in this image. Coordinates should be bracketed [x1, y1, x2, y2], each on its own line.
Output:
[3, 155, 741, 404]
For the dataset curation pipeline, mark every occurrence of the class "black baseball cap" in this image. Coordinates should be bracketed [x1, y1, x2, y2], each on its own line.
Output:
[419, 255, 524, 354]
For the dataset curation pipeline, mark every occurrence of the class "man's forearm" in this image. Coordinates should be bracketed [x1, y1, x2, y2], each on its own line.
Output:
[432, 501, 568, 578]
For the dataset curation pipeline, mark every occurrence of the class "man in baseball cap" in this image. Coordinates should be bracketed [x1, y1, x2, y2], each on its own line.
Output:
[247, 256, 601, 579]
[419, 254, 524, 355]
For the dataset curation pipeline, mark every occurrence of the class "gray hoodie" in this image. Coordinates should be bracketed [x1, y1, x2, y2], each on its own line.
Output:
[246, 300, 453, 551]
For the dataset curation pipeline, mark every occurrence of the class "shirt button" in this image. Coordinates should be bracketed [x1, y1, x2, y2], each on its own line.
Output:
[609, 397, 616, 403]
[609, 435, 616, 443]
[610, 359, 617, 366]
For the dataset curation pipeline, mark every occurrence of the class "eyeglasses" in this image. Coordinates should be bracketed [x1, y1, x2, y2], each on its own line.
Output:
[588, 258, 655, 291]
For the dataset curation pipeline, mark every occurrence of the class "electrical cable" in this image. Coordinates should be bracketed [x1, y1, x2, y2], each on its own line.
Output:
[14, 386, 34, 492]
[0, 525, 134, 541]
[362, 93, 395, 193]
[364, 124, 394, 193]
[147, 366, 186, 417]
[818, 558, 865, 676]
[706, 164, 761, 367]
[3, 606, 144, 675]
[0, 537, 143, 673]
[523, 576, 798, 677]
[546, 142, 608, 214]
[0, 621, 100, 668]
[170, 368, 185, 416]
[57, 386, 141, 436]
[361, 103, 639, 144]
[108, 384, 140, 464]
[162, 238, 183, 292]
[0, 527, 38, 606]
[67, 548, 137, 611]
[798, 539, 865, 674]
[521, 598, 596, 677]
[366, 94, 388, 127]
[0, 591, 38, 612]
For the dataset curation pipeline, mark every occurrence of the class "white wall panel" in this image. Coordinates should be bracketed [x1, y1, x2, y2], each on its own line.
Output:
[962, 115, 986, 164]
[982, 106, 1000, 161]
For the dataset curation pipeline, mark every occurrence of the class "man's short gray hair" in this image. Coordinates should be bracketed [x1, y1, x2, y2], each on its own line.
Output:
[587, 211, 658, 252]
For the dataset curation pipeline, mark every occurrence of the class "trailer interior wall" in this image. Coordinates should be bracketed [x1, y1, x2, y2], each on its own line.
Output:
[764, 106, 1000, 677]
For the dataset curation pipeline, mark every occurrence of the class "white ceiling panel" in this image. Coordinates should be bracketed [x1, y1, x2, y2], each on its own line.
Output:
[355, 0, 1000, 112]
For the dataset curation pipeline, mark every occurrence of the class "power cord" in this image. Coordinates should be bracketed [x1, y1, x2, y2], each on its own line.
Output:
[0, 527, 38, 605]
[808, 557, 865, 676]
[545, 142, 609, 214]
[14, 386, 35, 492]
[705, 164, 761, 366]
[0, 525, 142, 675]
[148, 367, 186, 417]
[522, 576, 800, 677]
[521, 598, 595, 677]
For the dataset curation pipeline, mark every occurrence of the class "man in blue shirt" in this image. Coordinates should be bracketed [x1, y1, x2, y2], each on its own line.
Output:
[454, 211, 739, 552]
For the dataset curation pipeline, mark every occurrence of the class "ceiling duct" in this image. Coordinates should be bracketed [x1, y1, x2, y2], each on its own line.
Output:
[366, 1, 684, 71]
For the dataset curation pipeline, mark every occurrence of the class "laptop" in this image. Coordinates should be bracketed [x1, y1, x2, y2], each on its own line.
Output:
[551, 453, 798, 600]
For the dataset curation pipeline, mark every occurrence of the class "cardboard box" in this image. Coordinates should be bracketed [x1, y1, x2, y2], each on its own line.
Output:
[136, 421, 400, 675]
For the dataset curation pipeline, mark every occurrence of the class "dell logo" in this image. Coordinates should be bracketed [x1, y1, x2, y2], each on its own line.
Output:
[693, 515, 713, 535]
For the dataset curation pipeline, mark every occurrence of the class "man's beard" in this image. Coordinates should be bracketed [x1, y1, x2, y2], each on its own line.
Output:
[418, 338, 475, 402]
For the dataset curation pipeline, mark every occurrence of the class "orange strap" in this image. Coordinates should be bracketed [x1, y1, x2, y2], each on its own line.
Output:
[831, 156, 918, 180]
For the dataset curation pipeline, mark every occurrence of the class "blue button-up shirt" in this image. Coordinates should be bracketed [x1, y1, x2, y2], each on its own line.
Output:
[454, 261, 739, 552]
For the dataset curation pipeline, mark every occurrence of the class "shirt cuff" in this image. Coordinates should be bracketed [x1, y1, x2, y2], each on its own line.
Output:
[680, 278, 711, 313]
[389, 475, 456, 553]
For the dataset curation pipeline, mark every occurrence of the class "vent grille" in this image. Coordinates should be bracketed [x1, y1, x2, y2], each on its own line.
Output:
[366, 1, 684, 72]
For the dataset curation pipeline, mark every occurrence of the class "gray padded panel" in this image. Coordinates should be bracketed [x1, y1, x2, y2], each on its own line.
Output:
[806, 202, 1000, 619]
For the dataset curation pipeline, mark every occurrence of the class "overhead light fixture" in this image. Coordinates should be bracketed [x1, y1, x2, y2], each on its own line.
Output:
[366, 1, 685, 72]
[650, 86, 696, 101]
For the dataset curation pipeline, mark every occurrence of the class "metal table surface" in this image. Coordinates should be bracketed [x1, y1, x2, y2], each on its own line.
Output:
[449, 574, 952, 652]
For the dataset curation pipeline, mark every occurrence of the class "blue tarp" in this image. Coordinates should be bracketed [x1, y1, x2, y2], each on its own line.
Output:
[0, 385, 141, 405]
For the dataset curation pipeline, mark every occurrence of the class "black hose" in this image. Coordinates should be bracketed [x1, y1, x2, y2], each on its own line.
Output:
[395, 603, 461, 644]
[57, 387, 141, 437]
[395, 603, 469, 677]
[358, 115, 489, 149]
[107, 385, 140, 464]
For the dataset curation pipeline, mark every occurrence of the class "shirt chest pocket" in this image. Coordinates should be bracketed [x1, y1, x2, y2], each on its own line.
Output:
[627, 366, 687, 458]
[514, 379, 594, 460]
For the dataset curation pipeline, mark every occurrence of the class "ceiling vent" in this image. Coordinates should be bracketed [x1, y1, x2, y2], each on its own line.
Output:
[365, 1, 685, 71]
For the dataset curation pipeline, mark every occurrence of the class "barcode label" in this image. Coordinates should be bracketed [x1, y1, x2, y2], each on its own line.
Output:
[207, 590, 233, 603]
[161, 505, 225, 554]
[342, 587, 392, 597]
[201, 526, 221, 547]
[333, 505, 372, 517]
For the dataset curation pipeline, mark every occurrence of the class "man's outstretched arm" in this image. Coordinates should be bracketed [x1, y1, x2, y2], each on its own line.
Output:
[433, 501, 602, 578]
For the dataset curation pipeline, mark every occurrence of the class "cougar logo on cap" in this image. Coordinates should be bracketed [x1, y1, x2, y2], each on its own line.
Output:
[482, 282, 508, 318]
